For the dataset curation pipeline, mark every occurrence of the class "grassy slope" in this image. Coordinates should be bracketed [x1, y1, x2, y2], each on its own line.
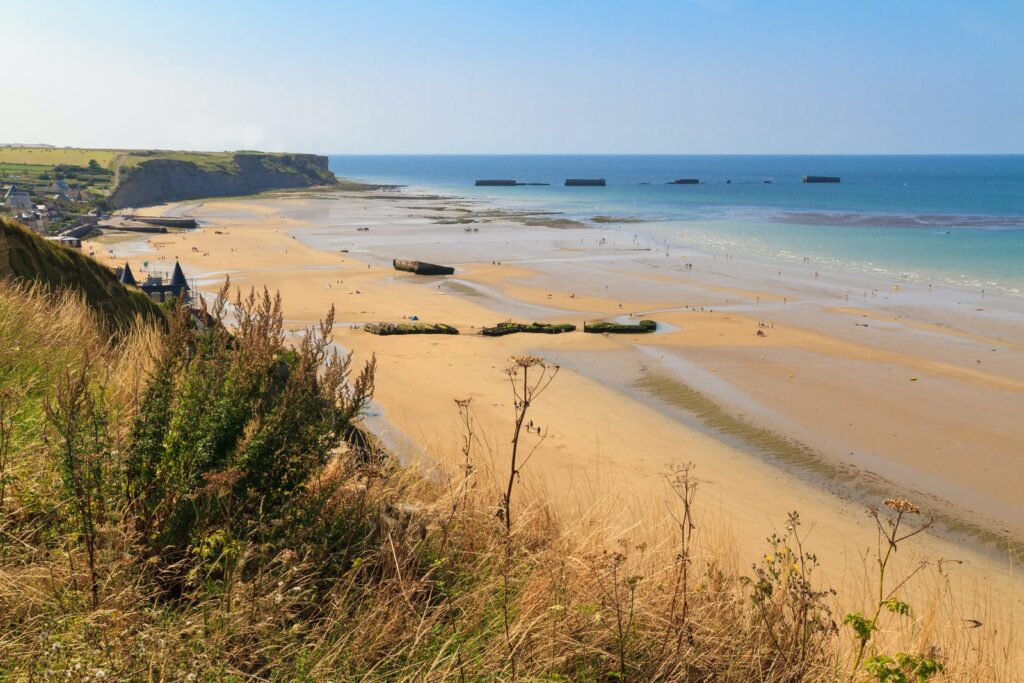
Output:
[0, 216, 161, 328]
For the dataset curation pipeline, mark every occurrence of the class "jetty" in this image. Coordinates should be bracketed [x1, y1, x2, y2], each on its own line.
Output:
[123, 215, 198, 228]
[393, 259, 455, 276]
[99, 215, 197, 233]
[802, 175, 840, 183]
[669, 178, 699, 185]
[565, 178, 606, 187]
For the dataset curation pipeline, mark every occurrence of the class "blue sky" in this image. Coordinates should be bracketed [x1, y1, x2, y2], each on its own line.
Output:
[5, 0, 1023, 153]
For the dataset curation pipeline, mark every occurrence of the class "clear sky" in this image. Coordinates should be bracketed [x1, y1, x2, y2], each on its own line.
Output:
[5, 0, 1023, 154]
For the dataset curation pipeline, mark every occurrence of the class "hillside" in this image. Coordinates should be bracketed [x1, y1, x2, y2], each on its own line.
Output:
[0, 216, 161, 327]
[109, 151, 337, 207]
[1, 147, 338, 219]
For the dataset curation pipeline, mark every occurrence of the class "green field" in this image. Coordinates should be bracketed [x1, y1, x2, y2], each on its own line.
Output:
[0, 147, 124, 195]
[0, 162, 52, 179]
[0, 146, 122, 168]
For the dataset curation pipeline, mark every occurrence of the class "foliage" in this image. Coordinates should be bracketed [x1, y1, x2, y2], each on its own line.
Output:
[744, 511, 838, 676]
[0, 281, 1010, 681]
[124, 281, 376, 586]
[865, 653, 943, 683]
[44, 353, 114, 609]
[843, 612, 877, 643]
[844, 500, 935, 680]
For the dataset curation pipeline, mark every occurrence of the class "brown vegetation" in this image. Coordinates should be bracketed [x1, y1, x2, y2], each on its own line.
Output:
[0, 281, 1015, 681]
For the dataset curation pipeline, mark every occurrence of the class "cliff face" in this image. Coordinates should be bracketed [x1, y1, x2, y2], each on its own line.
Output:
[110, 153, 336, 208]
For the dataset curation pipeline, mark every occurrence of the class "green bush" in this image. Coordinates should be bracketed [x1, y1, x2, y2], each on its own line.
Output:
[124, 283, 376, 586]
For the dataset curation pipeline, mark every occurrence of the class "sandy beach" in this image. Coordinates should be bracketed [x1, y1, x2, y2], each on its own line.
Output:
[91, 187, 1024, 627]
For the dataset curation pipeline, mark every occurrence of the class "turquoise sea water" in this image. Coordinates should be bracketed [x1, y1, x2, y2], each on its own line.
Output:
[327, 155, 1024, 294]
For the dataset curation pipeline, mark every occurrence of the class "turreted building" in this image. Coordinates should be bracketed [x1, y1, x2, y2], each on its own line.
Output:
[115, 260, 190, 303]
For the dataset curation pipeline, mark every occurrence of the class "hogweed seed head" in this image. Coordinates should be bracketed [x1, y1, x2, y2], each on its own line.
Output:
[508, 354, 547, 370]
[884, 498, 920, 514]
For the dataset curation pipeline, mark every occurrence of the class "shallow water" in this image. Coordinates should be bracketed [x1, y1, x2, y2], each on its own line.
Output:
[328, 155, 1024, 294]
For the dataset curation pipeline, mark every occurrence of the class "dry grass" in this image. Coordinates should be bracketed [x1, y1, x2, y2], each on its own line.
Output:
[0, 281, 1019, 681]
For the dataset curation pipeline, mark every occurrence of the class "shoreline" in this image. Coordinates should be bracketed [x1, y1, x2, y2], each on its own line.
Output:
[90, 185, 1024, 622]
[364, 177, 1024, 298]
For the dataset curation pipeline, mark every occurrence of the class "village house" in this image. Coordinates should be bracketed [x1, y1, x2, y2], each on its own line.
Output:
[3, 184, 33, 210]
[48, 180, 82, 201]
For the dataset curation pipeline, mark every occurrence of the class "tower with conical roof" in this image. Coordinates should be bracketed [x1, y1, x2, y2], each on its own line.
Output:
[138, 260, 190, 303]
[118, 262, 137, 287]
[170, 261, 188, 289]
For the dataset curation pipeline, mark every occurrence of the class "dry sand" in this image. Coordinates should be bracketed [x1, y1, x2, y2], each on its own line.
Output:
[92, 188, 1024, 642]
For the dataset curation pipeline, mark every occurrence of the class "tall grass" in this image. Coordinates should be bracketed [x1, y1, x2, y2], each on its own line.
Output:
[0, 280, 1017, 681]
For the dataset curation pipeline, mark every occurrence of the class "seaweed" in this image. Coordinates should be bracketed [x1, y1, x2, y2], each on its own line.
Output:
[363, 322, 460, 336]
[481, 321, 577, 337]
[583, 319, 657, 333]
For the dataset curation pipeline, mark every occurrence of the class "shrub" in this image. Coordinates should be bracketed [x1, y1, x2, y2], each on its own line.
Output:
[124, 282, 376, 587]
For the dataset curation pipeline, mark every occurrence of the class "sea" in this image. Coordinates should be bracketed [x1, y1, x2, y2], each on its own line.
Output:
[326, 155, 1024, 295]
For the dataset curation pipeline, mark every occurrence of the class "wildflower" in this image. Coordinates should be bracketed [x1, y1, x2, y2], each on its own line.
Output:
[884, 498, 920, 514]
